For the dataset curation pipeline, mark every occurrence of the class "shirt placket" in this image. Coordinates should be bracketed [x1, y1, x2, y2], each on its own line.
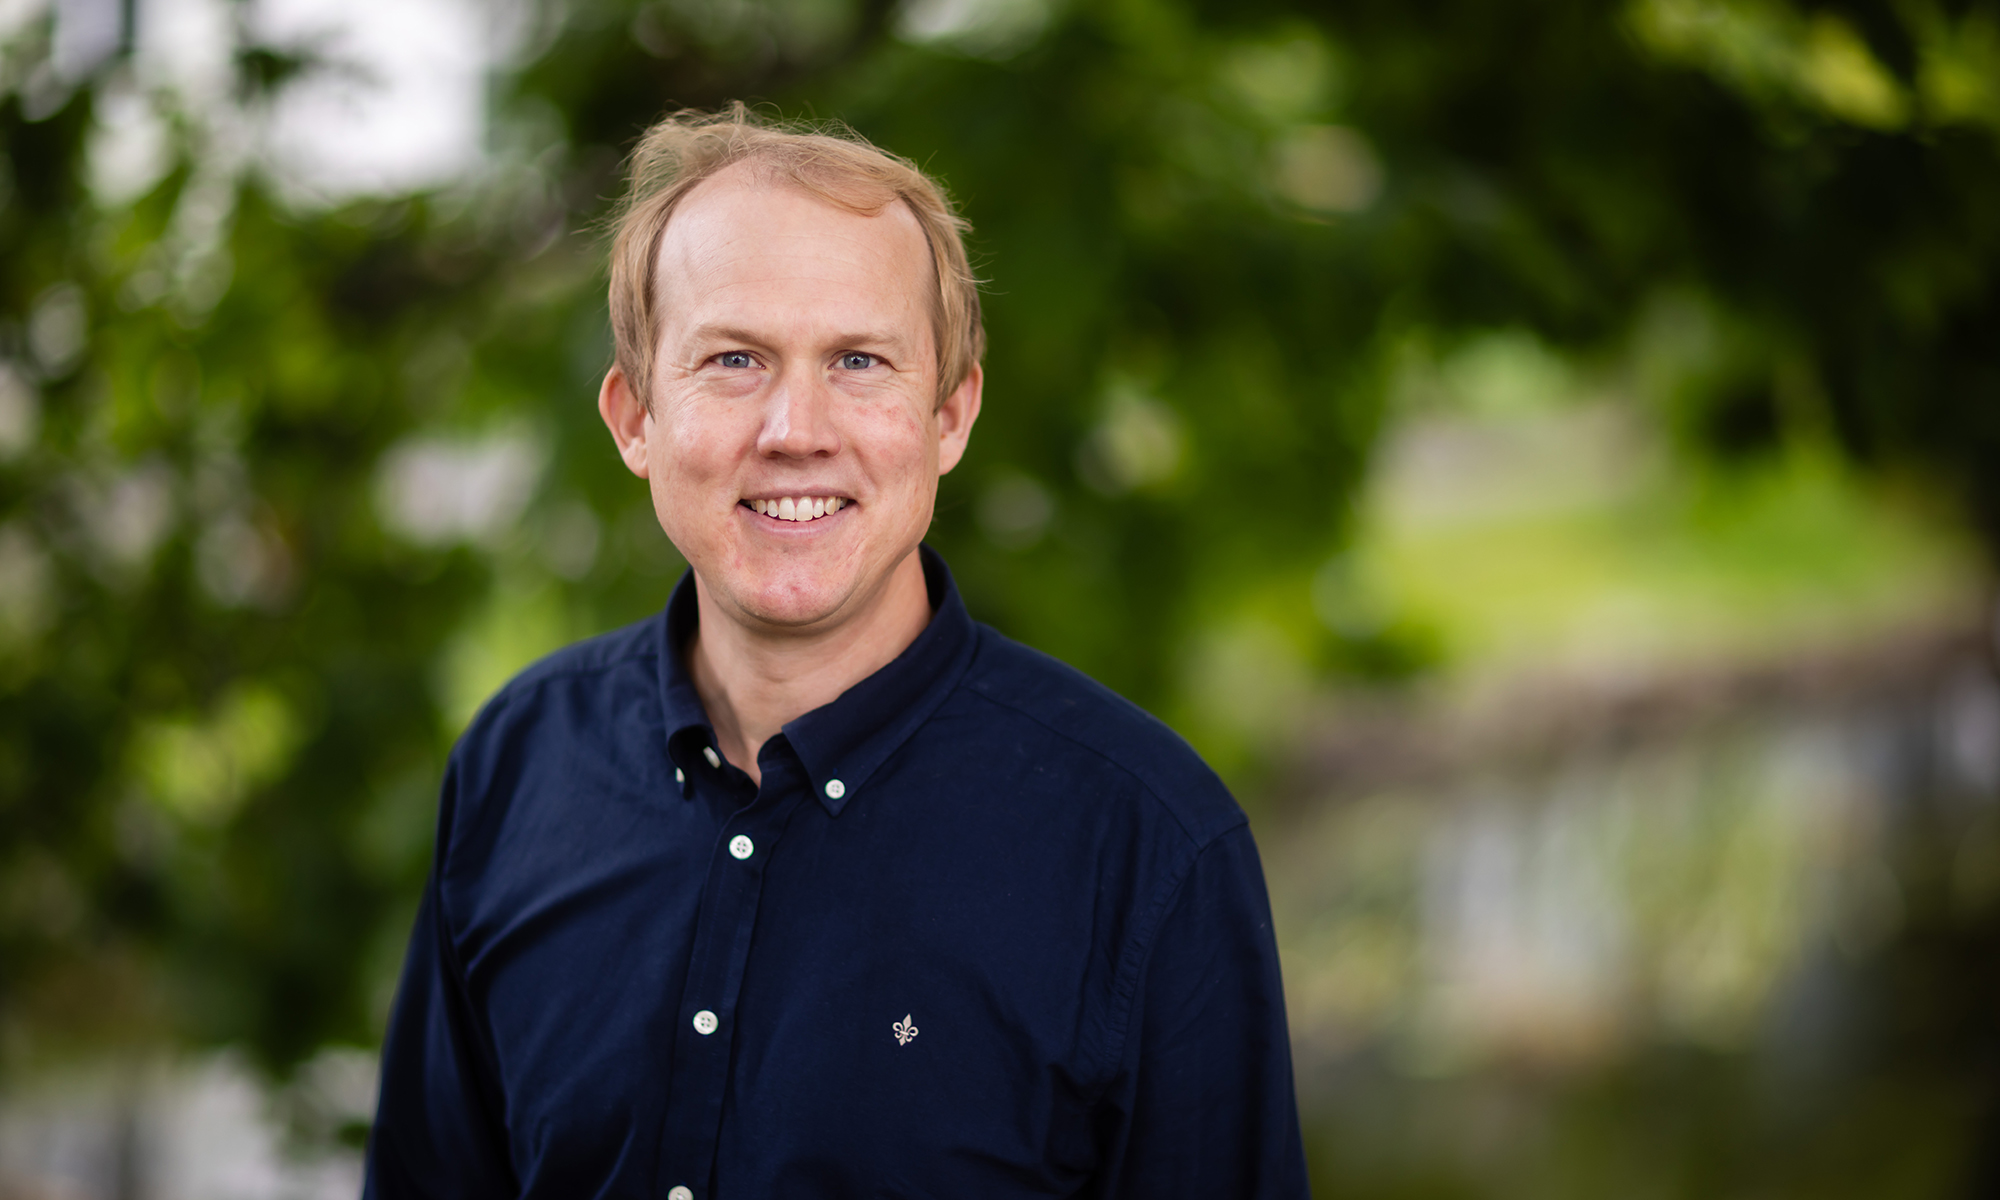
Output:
[656, 746, 808, 1200]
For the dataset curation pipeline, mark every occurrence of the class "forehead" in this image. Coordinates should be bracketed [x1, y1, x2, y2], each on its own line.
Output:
[654, 164, 934, 343]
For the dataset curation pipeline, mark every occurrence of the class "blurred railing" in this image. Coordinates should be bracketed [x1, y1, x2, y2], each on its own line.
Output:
[1268, 612, 2000, 1196]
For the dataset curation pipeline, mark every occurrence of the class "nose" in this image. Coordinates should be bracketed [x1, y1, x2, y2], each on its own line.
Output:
[755, 365, 842, 460]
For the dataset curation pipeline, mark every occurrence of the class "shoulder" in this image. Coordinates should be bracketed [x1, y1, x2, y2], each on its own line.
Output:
[475, 614, 656, 717]
[956, 624, 1245, 850]
[448, 613, 662, 782]
[503, 615, 660, 699]
[436, 612, 671, 865]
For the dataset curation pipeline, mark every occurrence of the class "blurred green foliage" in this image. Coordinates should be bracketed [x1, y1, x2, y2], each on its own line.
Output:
[0, 0, 1995, 1138]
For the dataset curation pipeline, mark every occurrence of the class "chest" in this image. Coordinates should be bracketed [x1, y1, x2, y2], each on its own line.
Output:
[454, 782, 1122, 1198]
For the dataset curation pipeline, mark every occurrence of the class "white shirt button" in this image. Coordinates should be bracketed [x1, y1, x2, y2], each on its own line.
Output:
[668, 1188, 693, 1200]
[702, 746, 721, 769]
[692, 1009, 718, 1036]
[728, 835, 754, 860]
[824, 778, 846, 800]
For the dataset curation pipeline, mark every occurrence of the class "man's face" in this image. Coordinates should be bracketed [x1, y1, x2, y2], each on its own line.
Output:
[601, 163, 980, 635]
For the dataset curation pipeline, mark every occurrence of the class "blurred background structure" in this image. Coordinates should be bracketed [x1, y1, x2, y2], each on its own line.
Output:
[2, 0, 1998, 1194]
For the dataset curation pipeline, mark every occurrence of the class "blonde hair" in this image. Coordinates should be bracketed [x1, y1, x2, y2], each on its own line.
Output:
[605, 103, 985, 407]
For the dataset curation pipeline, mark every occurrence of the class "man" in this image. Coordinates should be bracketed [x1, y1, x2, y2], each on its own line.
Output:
[366, 106, 1309, 1199]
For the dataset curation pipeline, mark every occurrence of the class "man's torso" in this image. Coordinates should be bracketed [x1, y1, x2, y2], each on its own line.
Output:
[416, 566, 1245, 1197]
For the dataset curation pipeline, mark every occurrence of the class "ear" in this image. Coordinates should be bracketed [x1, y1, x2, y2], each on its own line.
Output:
[598, 365, 652, 479]
[934, 362, 983, 476]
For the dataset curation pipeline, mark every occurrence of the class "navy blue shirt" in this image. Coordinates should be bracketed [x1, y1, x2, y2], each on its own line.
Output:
[366, 549, 1308, 1198]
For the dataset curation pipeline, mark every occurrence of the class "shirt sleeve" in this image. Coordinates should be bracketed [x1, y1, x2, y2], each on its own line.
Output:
[1091, 822, 1313, 1199]
[364, 765, 518, 1198]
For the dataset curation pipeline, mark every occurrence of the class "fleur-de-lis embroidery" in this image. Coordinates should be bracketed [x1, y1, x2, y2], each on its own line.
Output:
[893, 1014, 918, 1046]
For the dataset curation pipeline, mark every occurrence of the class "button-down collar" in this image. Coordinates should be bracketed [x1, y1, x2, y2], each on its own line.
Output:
[657, 545, 976, 815]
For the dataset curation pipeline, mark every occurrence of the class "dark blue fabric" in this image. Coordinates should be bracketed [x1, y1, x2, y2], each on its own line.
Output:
[365, 548, 1309, 1199]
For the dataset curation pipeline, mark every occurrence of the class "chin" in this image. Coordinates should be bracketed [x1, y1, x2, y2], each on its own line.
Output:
[727, 572, 857, 631]
[742, 596, 846, 630]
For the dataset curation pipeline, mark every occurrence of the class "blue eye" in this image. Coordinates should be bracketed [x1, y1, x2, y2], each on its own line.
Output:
[839, 352, 877, 370]
[717, 352, 754, 369]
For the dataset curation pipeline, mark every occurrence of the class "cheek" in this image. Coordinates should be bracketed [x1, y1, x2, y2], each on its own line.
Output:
[651, 407, 737, 480]
[642, 420, 727, 536]
[849, 403, 938, 477]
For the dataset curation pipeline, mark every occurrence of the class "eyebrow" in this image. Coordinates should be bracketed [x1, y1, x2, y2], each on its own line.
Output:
[681, 324, 914, 354]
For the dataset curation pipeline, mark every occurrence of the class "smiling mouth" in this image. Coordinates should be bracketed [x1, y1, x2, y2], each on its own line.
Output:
[745, 496, 849, 523]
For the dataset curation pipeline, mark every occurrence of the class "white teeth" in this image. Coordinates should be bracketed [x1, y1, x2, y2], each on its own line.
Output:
[750, 496, 845, 521]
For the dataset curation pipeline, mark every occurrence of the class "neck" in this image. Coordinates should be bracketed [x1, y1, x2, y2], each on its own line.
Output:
[687, 551, 933, 785]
